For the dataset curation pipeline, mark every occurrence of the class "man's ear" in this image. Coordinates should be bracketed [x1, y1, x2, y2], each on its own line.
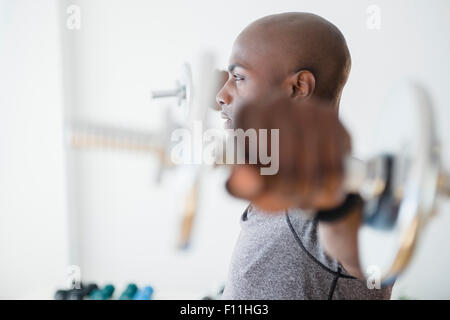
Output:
[287, 70, 316, 99]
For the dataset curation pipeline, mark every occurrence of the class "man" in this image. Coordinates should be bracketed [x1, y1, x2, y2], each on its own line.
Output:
[216, 12, 393, 299]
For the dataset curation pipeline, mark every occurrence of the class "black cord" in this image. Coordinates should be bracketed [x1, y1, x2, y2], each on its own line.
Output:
[285, 212, 356, 280]
[328, 267, 341, 300]
[241, 204, 250, 221]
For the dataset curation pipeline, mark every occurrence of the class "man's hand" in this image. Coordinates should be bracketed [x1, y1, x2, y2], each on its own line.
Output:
[226, 97, 352, 212]
[224, 96, 365, 278]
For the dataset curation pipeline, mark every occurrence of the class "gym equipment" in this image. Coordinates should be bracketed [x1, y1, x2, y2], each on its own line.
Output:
[67, 283, 98, 300]
[213, 80, 449, 283]
[66, 112, 177, 184]
[133, 286, 154, 300]
[119, 283, 138, 300]
[54, 282, 98, 300]
[150, 63, 193, 120]
[226, 81, 449, 284]
[65, 46, 450, 282]
[65, 52, 221, 252]
[54, 289, 69, 300]
[152, 52, 220, 249]
[201, 284, 225, 300]
[341, 82, 449, 283]
[89, 284, 115, 300]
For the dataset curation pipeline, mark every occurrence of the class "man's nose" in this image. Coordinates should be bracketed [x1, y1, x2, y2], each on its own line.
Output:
[216, 86, 231, 107]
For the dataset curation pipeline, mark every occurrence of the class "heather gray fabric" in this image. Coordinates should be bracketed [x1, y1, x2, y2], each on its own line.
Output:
[222, 204, 393, 300]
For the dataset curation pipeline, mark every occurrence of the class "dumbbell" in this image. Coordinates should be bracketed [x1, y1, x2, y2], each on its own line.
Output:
[54, 283, 98, 300]
[133, 286, 154, 300]
[201, 284, 225, 300]
[119, 283, 138, 300]
[67, 283, 98, 300]
[89, 284, 115, 300]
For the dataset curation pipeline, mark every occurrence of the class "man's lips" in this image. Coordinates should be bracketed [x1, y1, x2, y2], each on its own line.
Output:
[220, 112, 231, 120]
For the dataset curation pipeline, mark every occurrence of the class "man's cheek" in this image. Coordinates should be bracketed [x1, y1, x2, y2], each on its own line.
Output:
[231, 106, 242, 123]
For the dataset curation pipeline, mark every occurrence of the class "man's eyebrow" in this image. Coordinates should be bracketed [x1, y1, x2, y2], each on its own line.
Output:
[228, 63, 245, 73]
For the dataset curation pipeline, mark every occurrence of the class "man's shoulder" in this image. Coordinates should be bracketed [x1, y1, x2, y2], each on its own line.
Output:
[240, 205, 318, 252]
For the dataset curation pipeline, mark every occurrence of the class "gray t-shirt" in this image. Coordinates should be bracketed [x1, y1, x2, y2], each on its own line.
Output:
[222, 204, 393, 300]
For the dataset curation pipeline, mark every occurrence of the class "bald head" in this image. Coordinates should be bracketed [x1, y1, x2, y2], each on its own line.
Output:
[237, 13, 350, 102]
[217, 12, 351, 128]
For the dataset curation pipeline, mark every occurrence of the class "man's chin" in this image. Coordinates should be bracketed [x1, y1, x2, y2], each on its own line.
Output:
[224, 119, 233, 129]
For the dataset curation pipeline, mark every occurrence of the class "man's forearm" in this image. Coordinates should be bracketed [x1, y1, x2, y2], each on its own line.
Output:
[317, 206, 365, 279]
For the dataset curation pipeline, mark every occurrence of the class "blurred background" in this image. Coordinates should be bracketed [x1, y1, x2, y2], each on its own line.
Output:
[1, 0, 449, 299]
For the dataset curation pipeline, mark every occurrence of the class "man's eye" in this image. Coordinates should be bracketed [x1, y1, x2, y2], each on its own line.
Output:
[232, 74, 244, 82]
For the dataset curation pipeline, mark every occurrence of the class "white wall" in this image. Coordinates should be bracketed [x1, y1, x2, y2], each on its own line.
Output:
[0, 0, 68, 298]
[1, 0, 450, 299]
